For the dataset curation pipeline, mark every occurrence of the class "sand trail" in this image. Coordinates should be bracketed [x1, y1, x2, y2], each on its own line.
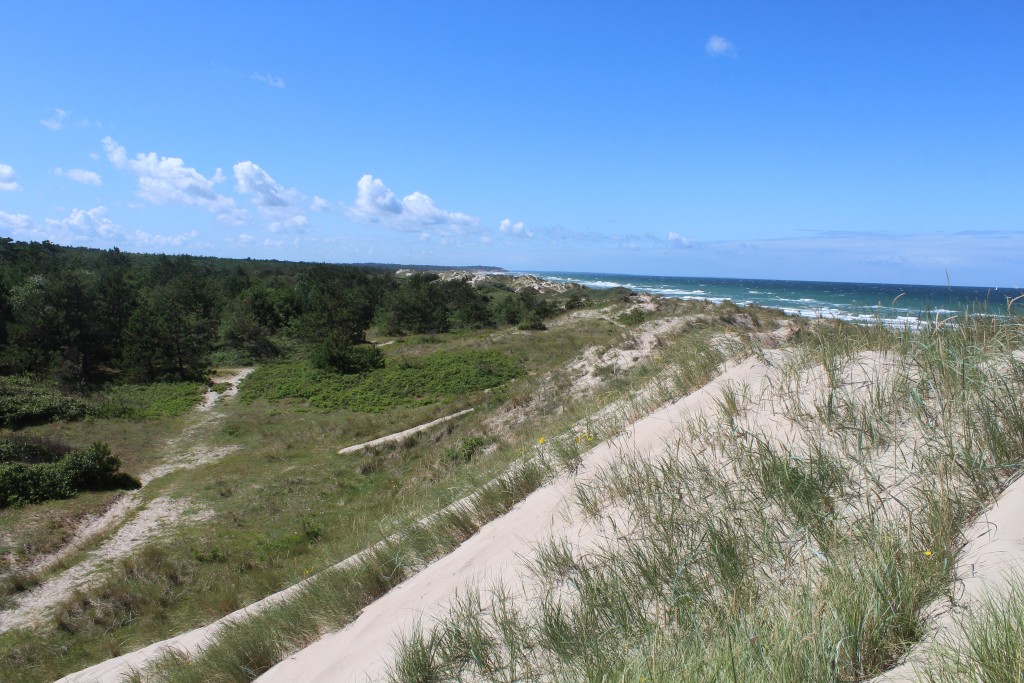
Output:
[0, 368, 252, 634]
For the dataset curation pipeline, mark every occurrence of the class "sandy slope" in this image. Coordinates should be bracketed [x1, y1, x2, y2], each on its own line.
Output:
[56, 347, 1024, 683]
[59, 355, 768, 683]
[256, 357, 775, 682]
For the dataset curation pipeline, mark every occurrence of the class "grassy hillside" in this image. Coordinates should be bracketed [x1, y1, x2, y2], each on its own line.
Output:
[1, 280, 764, 681]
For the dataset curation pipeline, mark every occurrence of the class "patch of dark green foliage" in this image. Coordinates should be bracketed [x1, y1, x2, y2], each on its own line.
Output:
[0, 376, 91, 428]
[0, 375, 205, 427]
[0, 433, 72, 465]
[242, 350, 524, 413]
[0, 442, 140, 509]
[617, 308, 646, 326]
[443, 436, 492, 463]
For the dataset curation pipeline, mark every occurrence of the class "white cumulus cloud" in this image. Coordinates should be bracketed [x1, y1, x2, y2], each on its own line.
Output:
[706, 35, 737, 57]
[234, 161, 308, 231]
[55, 167, 103, 186]
[499, 218, 532, 238]
[0, 211, 33, 229]
[103, 137, 246, 225]
[347, 174, 479, 232]
[46, 206, 119, 238]
[234, 161, 291, 207]
[0, 164, 22, 191]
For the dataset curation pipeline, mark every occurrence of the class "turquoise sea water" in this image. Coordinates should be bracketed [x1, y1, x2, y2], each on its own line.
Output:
[520, 272, 1024, 327]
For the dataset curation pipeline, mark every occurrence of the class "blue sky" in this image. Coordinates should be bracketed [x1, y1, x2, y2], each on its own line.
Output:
[1, 1, 1022, 287]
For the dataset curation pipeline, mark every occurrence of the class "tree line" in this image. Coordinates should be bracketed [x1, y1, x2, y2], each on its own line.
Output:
[0, 239, 561, 386]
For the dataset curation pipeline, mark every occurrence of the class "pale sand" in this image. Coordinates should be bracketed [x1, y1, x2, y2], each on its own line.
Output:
[338, 408, 474, 455]
[57, 349, 1024, 683]
[257, 357, 775, 683]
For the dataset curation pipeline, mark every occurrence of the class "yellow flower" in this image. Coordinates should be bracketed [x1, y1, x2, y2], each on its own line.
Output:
[539, 437, 545, 444]
[924, 550, 933, 557]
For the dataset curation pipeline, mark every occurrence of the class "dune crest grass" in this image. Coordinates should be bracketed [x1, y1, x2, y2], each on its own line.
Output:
[387, 315, 1024, 683]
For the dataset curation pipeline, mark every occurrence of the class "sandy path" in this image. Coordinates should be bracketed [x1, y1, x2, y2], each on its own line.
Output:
[338, 409, 474, 455]
[0, 498, 211, 632]
[256, 357, 773, 683]
[0, 368, 252, 634]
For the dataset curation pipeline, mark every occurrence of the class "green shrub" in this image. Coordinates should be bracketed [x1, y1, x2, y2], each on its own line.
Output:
[0, 376, 90, 428]
[443, 436, 492, 463]
[517, 315, 547, 331]
[0, 375, 205, 426]
[91, 381, 206, 420]
[617, 308, 646, 326]
[243, 349, 524, 413]
[311, 338, 385, 374]
[0, 433, 73, 464]
[0, 442, 139, 509]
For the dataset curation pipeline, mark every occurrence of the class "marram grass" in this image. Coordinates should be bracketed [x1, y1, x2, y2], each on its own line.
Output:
[388, 315, 1024, 683]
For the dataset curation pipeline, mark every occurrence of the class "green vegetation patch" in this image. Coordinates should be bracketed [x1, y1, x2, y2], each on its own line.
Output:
[91, 382, 207, 420]
[0, 377, 90, 428]
[0, 376, 205, 428]
[0, 442, 139, 509]
[242, 349, 524, 413]
[0, 433, 73, 465]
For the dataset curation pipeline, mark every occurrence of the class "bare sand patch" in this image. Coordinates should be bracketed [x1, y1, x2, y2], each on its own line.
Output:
[338, 409, 474, 455]
[0, 496, 211, 632]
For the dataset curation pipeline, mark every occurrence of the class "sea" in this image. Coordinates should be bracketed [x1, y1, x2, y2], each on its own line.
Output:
[516, 271, 1024, 328]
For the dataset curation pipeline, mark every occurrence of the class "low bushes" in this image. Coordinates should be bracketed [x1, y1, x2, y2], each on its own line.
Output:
[0, 375, 206, 427]
[0, 376, 90, 428]
[0, 433, 72, 465]
[0, 442, 139, 509]
[91, 382, 206, 420]
[243, 349, 524, 413]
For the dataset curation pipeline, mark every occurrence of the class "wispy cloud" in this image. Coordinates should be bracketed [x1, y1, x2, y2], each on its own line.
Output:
[55, 167, 103, 186]
[251, 72, 285, 88]
[102, 137, 127, 168]
[0, 164, 21, 191]
[40, 108, 68, 130]
[1, 206, 201, 250]
[705, 35, 737, 57]
[667, 231, 697, 248]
